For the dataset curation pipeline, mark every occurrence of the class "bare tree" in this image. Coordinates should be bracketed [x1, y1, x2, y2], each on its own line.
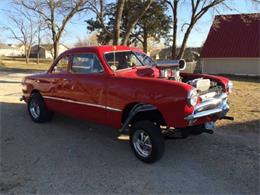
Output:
[36, 16, 48, 64]
[88, 0, 125, 45]
[121, 0, 154, 45]
[4, 9, 37, 63]
[74, 32, 99, 46]
[88, 0, 154, 45]
[166, 0, 230, 59]
[16, 0, 92, 59]
[165, 0, 179, 59]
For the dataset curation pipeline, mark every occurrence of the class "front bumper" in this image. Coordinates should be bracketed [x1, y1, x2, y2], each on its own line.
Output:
[185, 93, 229, 125]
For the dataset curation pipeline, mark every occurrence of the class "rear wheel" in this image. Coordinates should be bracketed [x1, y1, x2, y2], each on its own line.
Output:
[130, 120, 164, 163]
[28, 93, 53, 123]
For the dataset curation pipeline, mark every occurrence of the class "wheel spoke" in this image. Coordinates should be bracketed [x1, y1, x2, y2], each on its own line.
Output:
[137, 139, 142, 145]
[132, 129, 152, 158]
[144, 143, 152, 148]
[140, 132, 144, 142]
[143, 135, 149, 143]
[30, 99, 40, 119]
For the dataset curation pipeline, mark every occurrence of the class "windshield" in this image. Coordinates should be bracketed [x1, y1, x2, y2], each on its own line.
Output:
[134, 52, 156, 67]
[104, 51, 156, 71]
[104, 51, 142, 71]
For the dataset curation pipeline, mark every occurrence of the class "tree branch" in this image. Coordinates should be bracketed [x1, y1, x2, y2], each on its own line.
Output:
[88, 0, 113, 38]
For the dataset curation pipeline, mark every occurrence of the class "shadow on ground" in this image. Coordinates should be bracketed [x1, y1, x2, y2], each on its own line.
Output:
[1, 102, 259, 194]
[218, 119, 260, 134]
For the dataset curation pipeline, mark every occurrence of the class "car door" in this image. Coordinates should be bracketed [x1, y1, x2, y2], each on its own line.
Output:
[44, 54, 73, 114]
[66, 53, 109, 124]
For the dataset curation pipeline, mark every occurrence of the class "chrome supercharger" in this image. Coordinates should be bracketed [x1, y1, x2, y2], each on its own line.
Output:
[156, 59, 186, 81]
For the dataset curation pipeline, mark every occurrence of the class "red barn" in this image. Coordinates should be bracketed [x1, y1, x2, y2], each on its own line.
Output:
[200, 13, 260, 76]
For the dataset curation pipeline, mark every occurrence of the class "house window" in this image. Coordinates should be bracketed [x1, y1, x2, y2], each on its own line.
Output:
[71, 53, 103, 74]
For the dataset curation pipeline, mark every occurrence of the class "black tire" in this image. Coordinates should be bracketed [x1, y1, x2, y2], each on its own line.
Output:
[130, 120, 165, 163]
[28, 92, 53, 123]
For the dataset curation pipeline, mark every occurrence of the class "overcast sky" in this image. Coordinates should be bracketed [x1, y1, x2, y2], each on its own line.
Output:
[0, 0, 259, 47]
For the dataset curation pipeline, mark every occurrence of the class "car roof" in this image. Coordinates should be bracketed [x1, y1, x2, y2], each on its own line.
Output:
[62, 45, 143, 55]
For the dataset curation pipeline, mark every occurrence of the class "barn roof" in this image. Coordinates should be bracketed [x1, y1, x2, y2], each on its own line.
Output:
[200, 13, 260, 58]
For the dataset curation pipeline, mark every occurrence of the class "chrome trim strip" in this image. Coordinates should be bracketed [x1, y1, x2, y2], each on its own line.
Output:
[106, 106, 122, 112]
[43, 96, 122, 112]
[103, 50, 132, 54]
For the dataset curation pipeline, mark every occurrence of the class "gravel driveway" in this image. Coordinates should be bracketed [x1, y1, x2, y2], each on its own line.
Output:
[0, 71, 259, 194]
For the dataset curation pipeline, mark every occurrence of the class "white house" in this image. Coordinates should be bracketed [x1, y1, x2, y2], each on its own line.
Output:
[0, 44, 23, 57]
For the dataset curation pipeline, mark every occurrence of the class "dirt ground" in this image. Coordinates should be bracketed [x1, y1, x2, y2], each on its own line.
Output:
[0, 69, 259, 194]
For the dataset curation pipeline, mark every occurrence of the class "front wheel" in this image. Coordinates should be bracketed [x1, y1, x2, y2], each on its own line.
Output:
[28, 93, 53, 123]
[130, 120, 165, 163]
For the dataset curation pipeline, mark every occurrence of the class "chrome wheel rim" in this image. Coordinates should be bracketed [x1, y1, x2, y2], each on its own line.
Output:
[29, 99, 40, 119]
[132, 129, 152, 158]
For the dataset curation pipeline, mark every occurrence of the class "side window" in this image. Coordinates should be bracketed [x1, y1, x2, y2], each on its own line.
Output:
[71, 53, 103, 74]
[52, 56, 69, 73]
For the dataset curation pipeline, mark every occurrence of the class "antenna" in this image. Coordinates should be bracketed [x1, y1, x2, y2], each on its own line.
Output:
[113, 45, 116, 68]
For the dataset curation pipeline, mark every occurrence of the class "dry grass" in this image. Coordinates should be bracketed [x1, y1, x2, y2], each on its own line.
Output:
[217, 77, 260, 131]
[0, 58, 51, 71]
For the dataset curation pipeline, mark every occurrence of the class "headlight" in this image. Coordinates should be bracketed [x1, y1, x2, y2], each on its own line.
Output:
[187, 88, 198, 107]
[227, 81, 233, 93]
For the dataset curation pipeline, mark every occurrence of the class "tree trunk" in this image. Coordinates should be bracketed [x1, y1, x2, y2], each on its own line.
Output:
[25, 52, 30, 64]
[122, 0, 153, 45]
[24, 46, 29, 64]
[171, 0, 178, 59]
[143, 27, 148, 53]
[126, 39, 131, 46]
[113, 0, 125, 45]
[53, 40, 59, 60]
[177, 25, 193, 59]
[25, 54, 29, 64]
[37, 47, 40, 64]
[37, 27, 41, 64]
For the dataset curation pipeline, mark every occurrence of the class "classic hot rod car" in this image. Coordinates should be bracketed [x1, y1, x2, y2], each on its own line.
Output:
[21, 46, 233, 163]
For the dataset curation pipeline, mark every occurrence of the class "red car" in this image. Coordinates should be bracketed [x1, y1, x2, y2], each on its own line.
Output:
[21, 46, 233, 163]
